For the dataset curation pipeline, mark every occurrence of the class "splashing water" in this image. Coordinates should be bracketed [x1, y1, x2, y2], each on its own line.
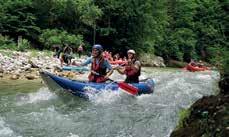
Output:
[15, 87, 57, 106]
[0, 68, 220, 137]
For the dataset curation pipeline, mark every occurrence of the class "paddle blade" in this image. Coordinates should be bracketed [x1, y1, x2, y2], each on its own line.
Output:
[118, 82, 138, 95]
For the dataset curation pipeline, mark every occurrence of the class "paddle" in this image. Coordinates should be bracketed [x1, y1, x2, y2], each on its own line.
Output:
[91, 71, 138, 95]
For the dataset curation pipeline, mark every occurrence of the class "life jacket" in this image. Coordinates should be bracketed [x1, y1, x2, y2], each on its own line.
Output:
[124, 59, 141, 83]
[88, 57, 107, 83]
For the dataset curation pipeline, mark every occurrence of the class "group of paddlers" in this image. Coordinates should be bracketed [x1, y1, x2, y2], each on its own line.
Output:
[185, 59, 209, 72]
[103, 51, 127, 62]
[54, 43, 129, 68]
[71, 44, 141, 83]
[52, 43, 84, 67]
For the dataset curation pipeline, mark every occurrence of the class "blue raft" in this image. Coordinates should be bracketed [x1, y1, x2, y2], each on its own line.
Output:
[62, 66, 89, 72]
[40, 71, 155, 99]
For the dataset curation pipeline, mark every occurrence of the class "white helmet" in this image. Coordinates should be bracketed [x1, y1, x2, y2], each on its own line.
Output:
[127, 49, 136, 54]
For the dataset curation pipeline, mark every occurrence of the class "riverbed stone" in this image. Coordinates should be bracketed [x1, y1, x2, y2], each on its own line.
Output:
[0, 67, 4, 73]
[140, 54, 166, 67]
[25, 74, 37, 80]
[10, 74, 20, 80]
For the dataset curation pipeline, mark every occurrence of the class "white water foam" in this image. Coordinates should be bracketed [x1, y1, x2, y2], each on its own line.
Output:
[66, 133, 80, 137]
[0, 117, 15, 137]
[136, 94, 153, 100]
[88, 89, 122, 104]
[195, 73, 211, 80]
[16, 87, 57, 106]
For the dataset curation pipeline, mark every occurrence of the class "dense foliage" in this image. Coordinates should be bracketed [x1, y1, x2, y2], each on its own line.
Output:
[0, 0, 228, 71]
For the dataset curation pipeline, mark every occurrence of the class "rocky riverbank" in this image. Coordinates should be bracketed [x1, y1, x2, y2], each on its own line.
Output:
[170, 75, 229, 137]
[0, 50, 85, 80]
[0, 50, 167, 80]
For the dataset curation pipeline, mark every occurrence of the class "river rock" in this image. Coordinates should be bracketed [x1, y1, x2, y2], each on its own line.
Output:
[0, 67, 4, 73]
[28, 60, 39, 68]
[0, 50, 63, 80]
[25, 74, 37, 80]
[10, 74, 20, 80]
[140, 54, 166, 67]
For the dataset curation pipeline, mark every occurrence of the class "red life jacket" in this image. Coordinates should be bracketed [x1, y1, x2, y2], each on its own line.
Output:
[124, 60, 141, 83]
[88, 57, 107, 83]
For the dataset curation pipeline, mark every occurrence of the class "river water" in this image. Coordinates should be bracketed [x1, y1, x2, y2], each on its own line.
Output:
[0, 68, 220, 137]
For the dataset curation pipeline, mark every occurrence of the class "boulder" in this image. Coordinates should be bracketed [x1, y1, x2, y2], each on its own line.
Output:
[25, 74, 37, 80]
[10, 74, 20, 80]
[140, 54, 166, 67]
[0, 67, 4, 73]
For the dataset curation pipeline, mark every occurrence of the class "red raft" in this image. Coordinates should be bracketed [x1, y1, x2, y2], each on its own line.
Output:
[184, 64, 209, 72]
[109, 60, 127, 65]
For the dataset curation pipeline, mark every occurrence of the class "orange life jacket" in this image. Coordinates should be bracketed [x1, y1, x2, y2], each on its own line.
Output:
[88, 57, 107, 83]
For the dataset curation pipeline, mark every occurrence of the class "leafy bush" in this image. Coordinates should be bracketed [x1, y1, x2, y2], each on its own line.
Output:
[17, 38, 30, 51]
[39, 29, 83, 49]
[207, 46, 229, 74]
[177, 109, 191, 129]
[0, 35, 17, 50]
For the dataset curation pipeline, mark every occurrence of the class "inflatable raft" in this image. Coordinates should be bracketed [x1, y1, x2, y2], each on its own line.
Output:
[40, 71, 155, 99]
[185, 64, 209, 72]
[62, 66, 89, 72]
[109, 60, 127, 65]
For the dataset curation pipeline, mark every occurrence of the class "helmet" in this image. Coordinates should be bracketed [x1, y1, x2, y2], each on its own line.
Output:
[127, 49, 136, 54]
[92, 44, 103, 52]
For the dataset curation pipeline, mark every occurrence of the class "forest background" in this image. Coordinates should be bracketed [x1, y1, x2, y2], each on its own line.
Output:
[0, 0, 228, 74]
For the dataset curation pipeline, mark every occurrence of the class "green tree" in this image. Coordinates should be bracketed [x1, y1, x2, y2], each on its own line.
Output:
[39, 29, 83, 49]
[0, 0, 40, 40]
[193, 0, 228, 62]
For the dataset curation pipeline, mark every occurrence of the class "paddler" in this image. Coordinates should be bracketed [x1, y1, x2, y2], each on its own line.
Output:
[113, 49, 141, 83]
[75, 44, 113, 83]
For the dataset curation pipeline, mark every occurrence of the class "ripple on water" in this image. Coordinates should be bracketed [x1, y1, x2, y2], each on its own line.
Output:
[15, 87, 57, 106]
[0, 117, 17, 137]
[88, 88, 136, 105]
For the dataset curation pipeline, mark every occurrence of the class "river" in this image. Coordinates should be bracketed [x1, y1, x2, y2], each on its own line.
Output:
[0, 68, 220, 137]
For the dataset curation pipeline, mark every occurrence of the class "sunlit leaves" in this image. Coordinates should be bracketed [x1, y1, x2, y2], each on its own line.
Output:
[39, 29, 83, 49]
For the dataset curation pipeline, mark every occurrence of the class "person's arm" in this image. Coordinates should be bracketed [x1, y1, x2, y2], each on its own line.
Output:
[81, 57, 92, 66]
[74, 57, 92, 66]
[114, 66, 125, 74]
[103, 60, 113, 79]
[133, 61, 140, 70]
[105, 69, 113, 79]
[124, 61, 140, 76]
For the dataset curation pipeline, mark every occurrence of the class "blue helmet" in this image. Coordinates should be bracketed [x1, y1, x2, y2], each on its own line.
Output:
[92, 44, 103, 52]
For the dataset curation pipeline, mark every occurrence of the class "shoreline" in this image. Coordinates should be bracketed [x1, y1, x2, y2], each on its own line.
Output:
[0, 49, 168, 81]
[0, 49, 87, 80]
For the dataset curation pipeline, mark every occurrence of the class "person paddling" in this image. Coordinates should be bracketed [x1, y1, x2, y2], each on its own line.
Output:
[75, 44, 113, 83]
[113, 49, 141, 83]
[60, 44, 73, 67]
